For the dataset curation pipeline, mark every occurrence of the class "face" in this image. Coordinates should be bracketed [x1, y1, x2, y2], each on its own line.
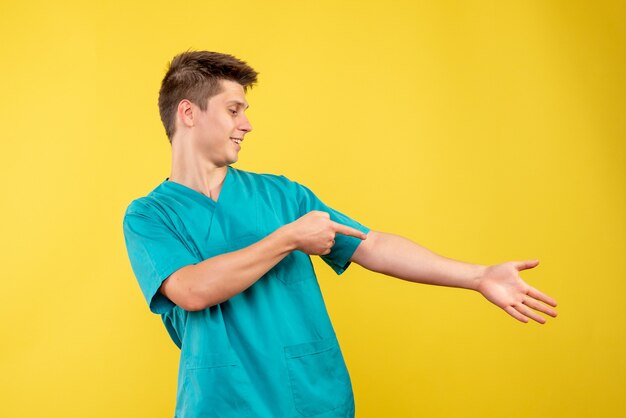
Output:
[190, 79, 252, 167]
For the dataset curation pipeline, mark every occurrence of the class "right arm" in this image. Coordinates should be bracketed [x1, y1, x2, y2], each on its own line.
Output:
[160, 211, 367, 311]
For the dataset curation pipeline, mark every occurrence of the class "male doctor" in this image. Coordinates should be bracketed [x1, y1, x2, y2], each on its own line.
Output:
[123, 50, 558, 418]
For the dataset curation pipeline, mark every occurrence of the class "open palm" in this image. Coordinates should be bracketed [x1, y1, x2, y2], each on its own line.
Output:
[476, 260, 558, 323]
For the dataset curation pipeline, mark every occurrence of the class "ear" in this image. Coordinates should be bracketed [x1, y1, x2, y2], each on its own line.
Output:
[177, 99, 195, 129]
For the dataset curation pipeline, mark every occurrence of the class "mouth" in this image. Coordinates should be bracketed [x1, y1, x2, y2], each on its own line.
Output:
[230, 137, 243, 145]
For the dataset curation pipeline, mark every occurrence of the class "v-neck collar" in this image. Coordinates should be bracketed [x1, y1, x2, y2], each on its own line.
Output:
[161, 165, 234, 206]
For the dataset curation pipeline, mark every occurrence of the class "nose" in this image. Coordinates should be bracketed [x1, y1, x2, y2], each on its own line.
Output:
[239, 114, 252, 133]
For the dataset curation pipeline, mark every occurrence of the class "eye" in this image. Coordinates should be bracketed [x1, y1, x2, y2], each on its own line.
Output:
[229, 109, 238, 116]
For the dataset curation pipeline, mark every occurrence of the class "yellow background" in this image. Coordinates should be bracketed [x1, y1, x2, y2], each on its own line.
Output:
[1, 0, 624, 417]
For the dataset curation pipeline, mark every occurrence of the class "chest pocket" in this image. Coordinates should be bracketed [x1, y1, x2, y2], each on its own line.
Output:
[223, 234, 316, 286]
[226, 233, 263, 252]
[210, 192, 315, 285]
[273, 250, 316, 285]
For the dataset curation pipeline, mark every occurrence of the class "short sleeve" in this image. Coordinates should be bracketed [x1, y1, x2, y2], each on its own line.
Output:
[122, 202, 199, 314]
[293, 181, 370, 275]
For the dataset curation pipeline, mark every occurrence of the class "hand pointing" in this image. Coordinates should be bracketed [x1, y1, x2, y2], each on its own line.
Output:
[287, 210, 367, 256]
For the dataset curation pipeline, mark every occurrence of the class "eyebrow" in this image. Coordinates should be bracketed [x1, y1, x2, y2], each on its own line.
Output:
[226, 100, 250, 110]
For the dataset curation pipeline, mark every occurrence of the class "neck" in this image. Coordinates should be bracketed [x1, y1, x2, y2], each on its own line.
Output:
[169, 138, 228, 199]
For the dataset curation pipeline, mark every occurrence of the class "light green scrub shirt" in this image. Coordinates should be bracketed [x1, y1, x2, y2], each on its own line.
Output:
[122, 165, 370, 418]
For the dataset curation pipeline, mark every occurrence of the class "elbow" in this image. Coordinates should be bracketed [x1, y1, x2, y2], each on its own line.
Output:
[161, 265, 217, 312]
[183, 292, 226, 312]
[172, 288, 215, 313]
[181, 297, 209, 312]
[177, 286, 210, 311]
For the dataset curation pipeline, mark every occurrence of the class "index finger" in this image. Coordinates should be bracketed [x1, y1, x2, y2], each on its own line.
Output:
[331, 221, 367, 240]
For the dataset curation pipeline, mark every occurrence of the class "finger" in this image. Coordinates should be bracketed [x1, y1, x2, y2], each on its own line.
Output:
[331, 222, 367, 239]
[523, 295, 558, 317]
[504, 306, 529, 323]
[515, 259, 540, 271]
[307, 210, 330, 219]
[527, 287, 558, 307]
[514, 303, 546, 324]
[321, 247, 332, 255]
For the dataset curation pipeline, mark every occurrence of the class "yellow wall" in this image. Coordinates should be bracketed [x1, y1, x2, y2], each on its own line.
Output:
[1, 1, 624, 417]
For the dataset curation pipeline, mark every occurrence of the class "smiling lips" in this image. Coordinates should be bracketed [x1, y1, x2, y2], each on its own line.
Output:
[230, 137, 243, 145]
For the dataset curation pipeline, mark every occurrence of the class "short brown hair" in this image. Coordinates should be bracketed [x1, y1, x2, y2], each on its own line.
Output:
[158, 50, 258, 142]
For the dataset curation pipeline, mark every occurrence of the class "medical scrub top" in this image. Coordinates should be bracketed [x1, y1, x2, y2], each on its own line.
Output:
[122, 165, 370, 418]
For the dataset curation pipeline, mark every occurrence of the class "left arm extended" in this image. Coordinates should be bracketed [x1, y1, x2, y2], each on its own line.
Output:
[349, 230, 558, 324]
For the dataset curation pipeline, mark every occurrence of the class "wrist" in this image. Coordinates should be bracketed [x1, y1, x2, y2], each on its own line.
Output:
[470, 264, 489, 291]
[275, 223, 298, 252]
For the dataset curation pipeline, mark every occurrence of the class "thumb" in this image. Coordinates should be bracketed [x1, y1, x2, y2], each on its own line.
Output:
[514, 259, 540, 271]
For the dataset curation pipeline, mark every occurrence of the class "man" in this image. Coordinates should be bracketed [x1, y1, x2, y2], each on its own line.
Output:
[122, 50, 558, 417]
